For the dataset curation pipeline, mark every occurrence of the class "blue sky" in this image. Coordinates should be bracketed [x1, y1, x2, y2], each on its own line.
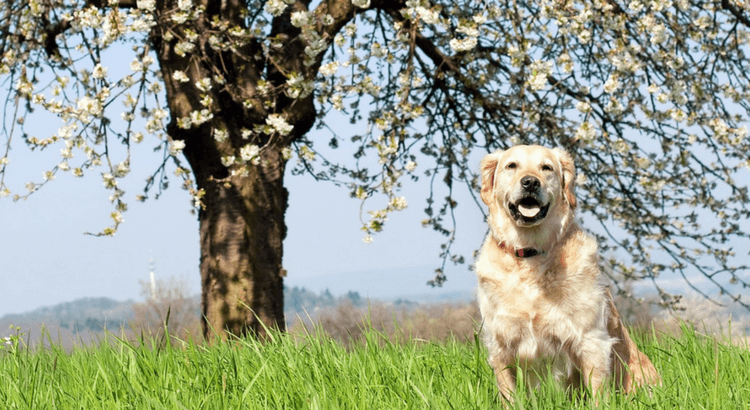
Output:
[0, 103, 726, 317]
[1, 32, 733, 318]
[0, 119, 485, 316]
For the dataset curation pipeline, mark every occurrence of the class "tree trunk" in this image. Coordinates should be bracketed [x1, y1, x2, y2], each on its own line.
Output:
[197, 147, 288, 340]
[149, 0, 319, 341]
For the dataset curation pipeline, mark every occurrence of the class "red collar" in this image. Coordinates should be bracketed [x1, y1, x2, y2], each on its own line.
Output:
[498, 242, 545, 258]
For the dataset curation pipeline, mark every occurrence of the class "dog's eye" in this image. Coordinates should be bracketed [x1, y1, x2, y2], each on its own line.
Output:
[506, 162, 517, 170]
[542, 164, 553, 172]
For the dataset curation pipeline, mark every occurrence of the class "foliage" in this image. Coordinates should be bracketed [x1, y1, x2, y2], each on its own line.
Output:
[2, 0, 750, 313]
[0, 322, 748, 408]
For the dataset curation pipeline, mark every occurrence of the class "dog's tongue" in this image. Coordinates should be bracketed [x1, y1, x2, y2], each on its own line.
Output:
[518, 204, 541, 218]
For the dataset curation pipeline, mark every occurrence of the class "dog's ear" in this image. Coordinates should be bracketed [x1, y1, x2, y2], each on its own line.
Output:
[480, 150, 504, 206]
[553, 148, 577, 209]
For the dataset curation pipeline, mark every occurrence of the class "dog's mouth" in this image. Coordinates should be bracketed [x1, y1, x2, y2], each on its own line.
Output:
[508, 196, 550, 225]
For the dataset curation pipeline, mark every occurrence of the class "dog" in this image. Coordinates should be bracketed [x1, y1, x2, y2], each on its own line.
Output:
[474, 144, 660, 403]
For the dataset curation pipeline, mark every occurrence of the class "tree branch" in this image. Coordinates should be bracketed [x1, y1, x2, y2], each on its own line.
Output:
[721, 0, 750, 29]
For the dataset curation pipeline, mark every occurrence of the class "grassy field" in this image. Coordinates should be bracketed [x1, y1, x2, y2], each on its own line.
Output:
[0, 324, 748, 409]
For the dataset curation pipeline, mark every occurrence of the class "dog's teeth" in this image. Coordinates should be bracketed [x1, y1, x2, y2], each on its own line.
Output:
[518, 204, 540, 218]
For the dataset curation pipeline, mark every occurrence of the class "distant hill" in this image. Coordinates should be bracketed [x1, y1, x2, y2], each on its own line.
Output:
[0, 297, 135, 333]
[0, 287, 406, 345]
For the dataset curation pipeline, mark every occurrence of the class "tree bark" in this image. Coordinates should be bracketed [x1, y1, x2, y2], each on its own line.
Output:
[197, 147, 288, 340]
[147, 0, 327, 340]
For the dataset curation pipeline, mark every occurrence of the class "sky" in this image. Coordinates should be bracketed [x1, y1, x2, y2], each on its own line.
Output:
[0, 115, 485, 317]
[0, 29, 736, 319]
[0, 98, 729, 317]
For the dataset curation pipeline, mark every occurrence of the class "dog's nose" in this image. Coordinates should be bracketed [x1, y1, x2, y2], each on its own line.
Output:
[520, 176, 540, 191]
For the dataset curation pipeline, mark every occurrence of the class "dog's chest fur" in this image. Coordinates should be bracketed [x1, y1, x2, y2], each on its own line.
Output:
[475, 226, 605, 362]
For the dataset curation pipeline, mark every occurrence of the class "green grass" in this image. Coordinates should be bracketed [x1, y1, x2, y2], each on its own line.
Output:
[0, 324, 748, 409]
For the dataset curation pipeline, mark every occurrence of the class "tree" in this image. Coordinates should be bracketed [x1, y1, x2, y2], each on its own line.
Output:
[2, 0, 750, 339]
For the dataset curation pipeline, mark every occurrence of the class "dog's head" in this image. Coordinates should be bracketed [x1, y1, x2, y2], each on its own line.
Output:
[480, 145, 576, 230]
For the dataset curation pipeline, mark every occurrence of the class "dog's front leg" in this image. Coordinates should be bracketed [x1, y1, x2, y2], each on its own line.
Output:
[571, 350, 609, 404]
[489, 353, 517, 405]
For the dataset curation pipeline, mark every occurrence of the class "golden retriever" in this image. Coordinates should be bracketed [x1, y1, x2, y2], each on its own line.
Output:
[474, 144, 659, 403]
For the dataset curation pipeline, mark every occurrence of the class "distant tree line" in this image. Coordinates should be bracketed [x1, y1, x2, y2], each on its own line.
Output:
[284, 286, 364, 316]
[1, 288, 371, 334]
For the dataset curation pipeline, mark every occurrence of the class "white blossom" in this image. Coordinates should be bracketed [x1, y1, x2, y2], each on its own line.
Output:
[526, 60, 553, 91]
[650, 24, 668, 45]
[102, 173, 117, 189]
[174, 41, 196, 57]
[628, 0, 644, 12]
[282, 147, 293, 161]
[449, 37, 477, 52]
[352, 0, 370, 8]
[574, 122, 596, 144]
[604, 98, 624, 115]
[92, 64, 107, 79]
[578, 29, 592, 44]
[264, 0, 288, 16]
[195, 77, 212, 92]
[177, 0, 192, 11]
[173, 70, 190, 82]
[391, 196, 408, 211]
[130, 59, 143, 72]
[670, 109, 687, 122]
[142, 55, 155, 68]
[137, 0, 155, 11]
[214, 128, 228, 142]
[221, 156, 236, 167]
[507, 45, 526, 67]
[177, 117, 192, 129]
[171, 12, 189, 24]
[131, 15, 156, 31]
[473, 13, 487, 25]
[266, 114, 294, 136]
[603, 75, 620, 93]
[290, 11, 312, 28]
[319, 61, 339, 76]
[636, 156, 652, 169]
[169, 139, 186, 156]
[416, 7, 439, 24]
[240, 144, 261, 165]
[370, 42, 386, 58]
[457, 25, 479, 38]
[77, 96, 102, 117]
[286, 74, 313, 99]
[189, 109, 213, 126]
[111, 211, 123, 224]
[115, 162, 130, 177]
[15, 79, 33, 95]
